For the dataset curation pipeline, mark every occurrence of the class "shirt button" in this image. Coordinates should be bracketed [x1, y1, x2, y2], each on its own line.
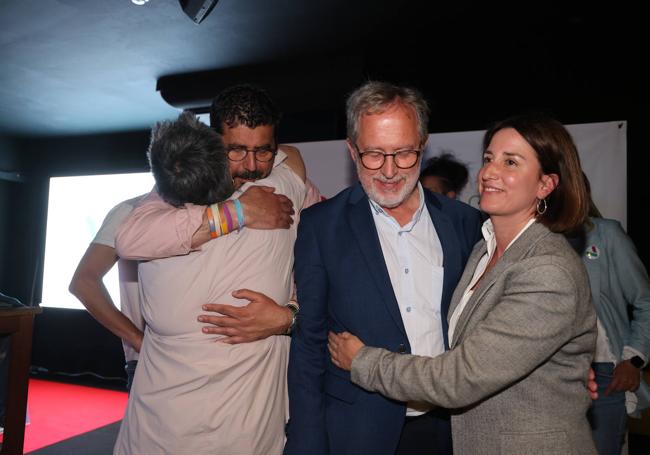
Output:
[406, 307, 412, 313]
[405, 268, 409, 274]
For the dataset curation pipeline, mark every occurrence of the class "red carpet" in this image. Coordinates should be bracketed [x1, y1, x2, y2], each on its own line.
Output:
[1, 378, 128, 453]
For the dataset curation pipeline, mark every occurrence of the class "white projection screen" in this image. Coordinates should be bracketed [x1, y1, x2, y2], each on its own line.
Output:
[40, 121, 625, 310]
[41, 172, 154, 309]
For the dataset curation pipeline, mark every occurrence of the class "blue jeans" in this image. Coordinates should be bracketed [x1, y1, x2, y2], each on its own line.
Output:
[588, 362, 627, 455]
[125, 360, 138, 393]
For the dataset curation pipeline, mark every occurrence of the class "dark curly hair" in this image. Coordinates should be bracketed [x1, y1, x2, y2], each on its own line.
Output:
[420, 152, 469, 195]
[210, 84, 281, 137]
[148, 112, 233, 207]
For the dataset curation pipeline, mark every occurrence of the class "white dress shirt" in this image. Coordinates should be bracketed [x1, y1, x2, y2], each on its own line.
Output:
[448, 218, 535, 343]
[369, 183, 444, 415]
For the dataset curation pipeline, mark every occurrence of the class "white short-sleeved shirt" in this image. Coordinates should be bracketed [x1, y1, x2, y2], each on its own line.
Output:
[93, 195, 146, 362]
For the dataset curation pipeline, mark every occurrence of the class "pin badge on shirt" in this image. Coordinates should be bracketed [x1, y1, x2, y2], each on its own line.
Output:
[585, 245, 600, 260]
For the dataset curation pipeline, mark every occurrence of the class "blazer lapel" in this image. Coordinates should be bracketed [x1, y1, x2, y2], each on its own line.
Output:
[450, 222, 551, 347]
[583, 222, 602, 322]
[424, 193, 462, 348]
[347, 184, 407, 336]
[448, 241, 485, 320]
[448, 241, 487, 348]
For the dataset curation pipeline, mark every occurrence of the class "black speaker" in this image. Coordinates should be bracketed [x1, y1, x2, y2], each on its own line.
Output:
[179, 0, 219, 24]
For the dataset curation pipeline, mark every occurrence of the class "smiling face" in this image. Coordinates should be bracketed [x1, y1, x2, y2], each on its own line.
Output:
[478, 127, 557, 226]
[223, 123, 276, 189]
[348, 102, 423, 209]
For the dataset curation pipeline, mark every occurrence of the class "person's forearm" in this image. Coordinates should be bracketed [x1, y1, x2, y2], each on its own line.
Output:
[70, 276, 143, 351]
[117, 190, 270, 259]
[191, 209, 212, 249]
[115, 191, 204, 260]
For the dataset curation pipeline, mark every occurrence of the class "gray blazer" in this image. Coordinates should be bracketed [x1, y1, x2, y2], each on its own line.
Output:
[352, 221, 597, 454]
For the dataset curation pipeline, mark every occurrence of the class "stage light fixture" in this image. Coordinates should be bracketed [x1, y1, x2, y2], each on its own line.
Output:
[179, 0, 219, 24]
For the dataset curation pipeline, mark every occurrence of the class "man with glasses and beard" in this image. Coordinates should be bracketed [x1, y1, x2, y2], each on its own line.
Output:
[117, 84, 321, 343]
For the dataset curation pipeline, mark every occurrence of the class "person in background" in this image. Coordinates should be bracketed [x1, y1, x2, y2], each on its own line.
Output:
[329, 113, 597, 454]
[69, 194, 146, 391]
[419, 152, 469, 199]
[581, 175, 650, 455]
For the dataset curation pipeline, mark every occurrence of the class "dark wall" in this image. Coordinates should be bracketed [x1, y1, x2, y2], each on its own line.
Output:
[0, 137, 19, 296]
[2, 130, 151, 382]
[625, 121, 650, 267]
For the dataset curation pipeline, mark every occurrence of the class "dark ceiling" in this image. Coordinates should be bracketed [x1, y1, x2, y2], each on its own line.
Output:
[0, 0, 646, 138]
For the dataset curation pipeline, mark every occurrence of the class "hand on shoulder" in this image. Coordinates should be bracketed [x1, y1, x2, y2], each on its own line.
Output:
[279, 144, 306, 183]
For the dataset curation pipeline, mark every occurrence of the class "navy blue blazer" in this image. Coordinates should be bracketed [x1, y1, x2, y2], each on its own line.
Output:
[285, 183, 482, 455]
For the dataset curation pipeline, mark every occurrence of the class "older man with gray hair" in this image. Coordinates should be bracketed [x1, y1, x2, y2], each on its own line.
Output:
[285, 81, 482, 455]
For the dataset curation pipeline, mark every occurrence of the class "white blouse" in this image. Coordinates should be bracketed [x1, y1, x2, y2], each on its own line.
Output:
[448, 218, 536, 343]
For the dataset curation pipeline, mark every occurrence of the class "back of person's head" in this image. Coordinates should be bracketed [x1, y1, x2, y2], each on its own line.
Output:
[210, 84, 281, 136]
[148, 112, 233, 207]
[345, 81, 429, 145]
[482, 113, 589, 234]
[419, 152, 469, 197]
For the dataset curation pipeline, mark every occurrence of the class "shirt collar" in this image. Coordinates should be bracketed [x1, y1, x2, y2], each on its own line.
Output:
[481, 217, 536, 254]
[273, 149, 287, 168]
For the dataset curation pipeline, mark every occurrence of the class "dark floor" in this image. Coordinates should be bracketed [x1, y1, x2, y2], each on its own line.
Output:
[24, 426, 650, 455]
[29, 422, 120, 455]
[29, 369, 127, 392]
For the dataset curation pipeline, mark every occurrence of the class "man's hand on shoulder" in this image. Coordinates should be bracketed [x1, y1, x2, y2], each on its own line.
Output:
[279, 144, 306, 182]
[197, 289, 293, 344]
[239, 186, 295, 229]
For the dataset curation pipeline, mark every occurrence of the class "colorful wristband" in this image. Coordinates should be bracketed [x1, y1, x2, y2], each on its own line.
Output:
[233, 198, 245, 230]
[206, 206, 218, 238]
[218, 203, 229, 235]
[211, 203, 223, 237]
[223, 202, 234, 233]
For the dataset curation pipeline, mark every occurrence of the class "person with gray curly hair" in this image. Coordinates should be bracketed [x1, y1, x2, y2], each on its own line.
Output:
[148, 111, 233, 207]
